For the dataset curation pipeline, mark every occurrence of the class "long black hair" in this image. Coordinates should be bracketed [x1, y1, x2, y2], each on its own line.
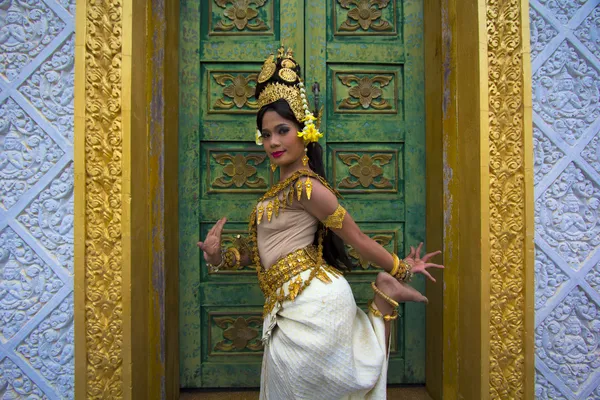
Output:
[255, 99, 353, 272]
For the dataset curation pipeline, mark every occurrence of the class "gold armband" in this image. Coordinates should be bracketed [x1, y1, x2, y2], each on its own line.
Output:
[322, 204, 346, 229]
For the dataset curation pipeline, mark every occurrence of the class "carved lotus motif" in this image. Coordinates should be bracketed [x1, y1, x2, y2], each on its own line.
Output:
[213, 153, 267, 189]
[338, 74, 393, 110]
[337, 0, 392, 32]
[214, 0, 269, 32]
[339, 153, 393, 189]
[214, 316, 263, 351]
[213, 73, 258, 110]
[222, 75, 256, 108]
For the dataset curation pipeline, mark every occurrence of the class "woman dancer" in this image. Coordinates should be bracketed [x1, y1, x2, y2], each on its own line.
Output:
[197, 47, 443, 399]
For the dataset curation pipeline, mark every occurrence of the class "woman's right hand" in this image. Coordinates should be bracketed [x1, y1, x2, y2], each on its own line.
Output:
[197, 217, 227, 265]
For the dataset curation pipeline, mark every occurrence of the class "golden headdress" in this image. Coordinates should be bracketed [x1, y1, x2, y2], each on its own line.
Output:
[255, 46, 323, 145]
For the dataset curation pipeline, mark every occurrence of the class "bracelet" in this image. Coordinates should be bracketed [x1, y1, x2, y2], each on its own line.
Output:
[226, 247, 241, 269]
[368, 300, 399, 321]
[371, 282, 399, 308]
[389, 253, 400, 277]
[388, 253, 413, 282]
[207, 248, 227, 272]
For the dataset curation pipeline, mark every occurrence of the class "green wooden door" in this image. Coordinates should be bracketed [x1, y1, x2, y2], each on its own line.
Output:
[179, 0, 425, 388]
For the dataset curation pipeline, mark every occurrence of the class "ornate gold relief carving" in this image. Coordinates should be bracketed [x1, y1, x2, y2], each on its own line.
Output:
[211, 230, 257, 273]
[82, 0, 124, 396]
[349, 233, 394, 269]
[213, 316, 263, 352]
[486, 0, 529, 397]
[336, 0, 394, 33]
[212, 73, 258, 110]
[339, 153, 393, 189]
[333, 72, 398, 113]
[212, 153, 267, 189]
[212, 0, 270, 34]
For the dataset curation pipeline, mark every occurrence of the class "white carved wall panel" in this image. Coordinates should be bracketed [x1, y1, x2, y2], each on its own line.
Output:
[532, 0, 600, 398]
[0, 0, 74, 398]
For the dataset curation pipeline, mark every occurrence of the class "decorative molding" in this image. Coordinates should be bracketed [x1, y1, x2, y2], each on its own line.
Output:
[487, 0, 529, 397]
[79, 0, 124, 396]
[333, 0, 397, 36]
[332, 149, 399, 194]
[333, 71, 398, 114]
[209, 0, 273, 36]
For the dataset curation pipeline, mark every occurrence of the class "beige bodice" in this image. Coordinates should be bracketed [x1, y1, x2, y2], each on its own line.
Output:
[256, 187, 318, 270]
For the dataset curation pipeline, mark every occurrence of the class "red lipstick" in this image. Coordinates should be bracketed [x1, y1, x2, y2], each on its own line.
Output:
[271, 150, 286, 158]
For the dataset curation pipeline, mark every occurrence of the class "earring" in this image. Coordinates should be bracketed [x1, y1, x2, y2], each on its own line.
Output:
[271, 163, 277, 172]
[302, 148, 309, 167]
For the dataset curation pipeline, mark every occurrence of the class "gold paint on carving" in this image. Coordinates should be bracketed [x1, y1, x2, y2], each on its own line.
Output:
[486, 0, 533, 397]
[349, 234, 393, 269]
[338, 74, 393, 109]
[212, 153, 267, 188]
[74, 0, 126, 396]
[339, 153, 393, 189]
[213, 316, 263, 352]
[210, 230, 257, 274]
[333, 71, 398, 114]
[337, 0, 393, 32]
[213, 0, 269, 32]
[213, 73, 258, 110]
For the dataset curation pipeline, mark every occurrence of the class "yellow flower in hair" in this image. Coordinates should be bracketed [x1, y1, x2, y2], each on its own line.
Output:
[299, 123, 323, 143]
[302, 114, 317, 123]
[255, 129, 263, 145]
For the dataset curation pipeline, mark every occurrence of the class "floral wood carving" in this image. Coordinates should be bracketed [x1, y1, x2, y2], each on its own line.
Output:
[214, 0, 269, 32]
[217, 232, 257, 271]
[214, 316, 263, 351]
[349, 234, 393, 269]
[84, 0, 124, 395]
[486, 0, 527, 397]
[213, 73, 258, 110]
[337, 0, 393, 32]
[212, 153, 267, 188]
[339, 153, 393, 189]
[338, 74, 393, 110]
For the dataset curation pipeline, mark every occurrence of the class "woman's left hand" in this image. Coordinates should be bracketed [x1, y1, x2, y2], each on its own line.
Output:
[403, 242, 444, 282]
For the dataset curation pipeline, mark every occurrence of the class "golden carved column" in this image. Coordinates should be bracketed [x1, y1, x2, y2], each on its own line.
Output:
[74, 0, 167, 397]
[486, 0, 534, 398]
[424, 0, 534, 398]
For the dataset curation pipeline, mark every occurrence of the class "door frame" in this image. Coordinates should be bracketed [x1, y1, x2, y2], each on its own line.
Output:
[73, 0, 535, 398]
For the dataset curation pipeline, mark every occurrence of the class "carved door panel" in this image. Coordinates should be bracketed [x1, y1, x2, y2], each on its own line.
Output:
[178, 0, 305, 388]
[179, 0, 425, 388]
[305, 0, 426, 383]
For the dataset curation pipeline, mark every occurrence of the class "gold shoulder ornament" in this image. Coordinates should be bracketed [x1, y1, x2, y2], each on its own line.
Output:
[322, 204, 346, 230]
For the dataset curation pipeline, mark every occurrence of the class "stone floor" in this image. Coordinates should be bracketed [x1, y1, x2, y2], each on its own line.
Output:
[180, 386, 432, 400]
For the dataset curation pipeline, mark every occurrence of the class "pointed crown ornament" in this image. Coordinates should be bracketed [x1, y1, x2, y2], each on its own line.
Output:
[255, 45, 323, 146]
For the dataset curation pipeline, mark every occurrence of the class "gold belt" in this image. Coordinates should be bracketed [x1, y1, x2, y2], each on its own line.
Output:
[258, 246, 341, 316]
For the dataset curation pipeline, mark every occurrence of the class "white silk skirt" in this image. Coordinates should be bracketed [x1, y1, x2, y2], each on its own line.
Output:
[260, 268, 388, 400]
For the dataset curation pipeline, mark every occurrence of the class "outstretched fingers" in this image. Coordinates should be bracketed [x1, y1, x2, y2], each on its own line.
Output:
[422, 250, 442, 263]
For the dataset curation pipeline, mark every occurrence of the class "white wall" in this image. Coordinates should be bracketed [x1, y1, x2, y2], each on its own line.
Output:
[532, 0, 600, 398]
[0, 0, 75, 398]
